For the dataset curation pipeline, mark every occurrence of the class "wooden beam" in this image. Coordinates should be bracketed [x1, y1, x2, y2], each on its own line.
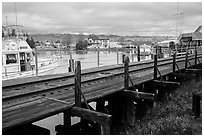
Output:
[124, 89, 155, 100]
[153, 80, 180, 87]
[71, 106, 111, 135]
[171, 72, 196, 79]
[71, 107, 112, 124]
[185, 68, 202, 73]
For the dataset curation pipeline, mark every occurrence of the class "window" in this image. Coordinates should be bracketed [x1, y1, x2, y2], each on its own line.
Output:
[26, 53, 31, 62]
[6, 54, 18, 64]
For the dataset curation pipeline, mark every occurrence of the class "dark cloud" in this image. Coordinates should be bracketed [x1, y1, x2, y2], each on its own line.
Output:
[2, 2, 202, 36]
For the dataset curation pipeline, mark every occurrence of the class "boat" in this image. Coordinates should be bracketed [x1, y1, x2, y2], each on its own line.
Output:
[2, 25, 62, 80]
[2, 25, 35, 79]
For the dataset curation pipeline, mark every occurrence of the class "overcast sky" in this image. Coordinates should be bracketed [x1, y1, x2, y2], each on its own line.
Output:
[2, 2, 202, 36]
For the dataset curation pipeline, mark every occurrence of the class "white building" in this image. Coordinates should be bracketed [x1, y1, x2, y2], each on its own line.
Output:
[88, 35, 110, 49]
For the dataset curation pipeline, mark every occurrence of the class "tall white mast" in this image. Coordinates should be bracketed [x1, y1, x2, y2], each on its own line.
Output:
[173, 2, 183, 39]
[15, 2, 18, 26]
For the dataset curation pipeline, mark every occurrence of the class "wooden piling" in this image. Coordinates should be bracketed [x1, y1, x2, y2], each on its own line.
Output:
[63, 109, 71, 134]
[154, 54, 157, 80]
[96, 98, 105, 112]
[126, 96, 135, 126]
[75, 61, 81, 107]
[192, 93, 200, 117]
[123, 56, 136, 126]
[108, 94, 122, 134]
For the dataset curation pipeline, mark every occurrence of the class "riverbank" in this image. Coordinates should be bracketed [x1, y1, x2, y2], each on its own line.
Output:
[120, 77, 202, 135]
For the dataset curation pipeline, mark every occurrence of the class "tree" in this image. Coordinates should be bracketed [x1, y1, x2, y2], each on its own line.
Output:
[118, 36, 125, 45]
[77, 34, 85, 42]
[61, 34, 72, 48]
[76, 40, 88, 50]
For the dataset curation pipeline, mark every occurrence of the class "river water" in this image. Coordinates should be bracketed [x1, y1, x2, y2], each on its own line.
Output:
[33, 49, 152, 134]
[36, 49, 152, 75]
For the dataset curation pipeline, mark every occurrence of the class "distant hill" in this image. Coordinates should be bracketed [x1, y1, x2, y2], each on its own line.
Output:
[30, 33, 173, 46]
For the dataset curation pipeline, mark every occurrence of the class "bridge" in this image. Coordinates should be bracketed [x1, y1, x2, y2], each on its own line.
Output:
[2, 47, 202, 134]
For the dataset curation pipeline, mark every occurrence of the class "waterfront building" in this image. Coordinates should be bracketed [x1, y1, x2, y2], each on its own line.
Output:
[87, 35, 110, 48]
[178, 26, 202, 47]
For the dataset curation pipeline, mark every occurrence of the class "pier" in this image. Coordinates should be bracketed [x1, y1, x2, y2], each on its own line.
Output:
[2, 47, 202, 135]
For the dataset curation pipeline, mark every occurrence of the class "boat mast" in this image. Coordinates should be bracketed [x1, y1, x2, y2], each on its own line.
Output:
[6, 16, 8, 26]
[15, 2, 18, 26]
[173, 2, 183, 38]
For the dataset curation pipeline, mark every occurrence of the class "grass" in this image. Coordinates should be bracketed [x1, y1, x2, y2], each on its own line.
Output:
[120, 78, 202, 135]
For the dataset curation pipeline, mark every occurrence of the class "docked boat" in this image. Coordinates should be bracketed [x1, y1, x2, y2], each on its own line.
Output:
[2, 25, 35, 79]
[2, 25, 62, 80]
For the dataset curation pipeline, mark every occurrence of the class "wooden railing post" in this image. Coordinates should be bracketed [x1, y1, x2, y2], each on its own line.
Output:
[124, 56, 129, 89]
[97, 49, 100, 67]
[75, 61, 81, 107]
[195, 47, 197, 67]
[137, 45, 140, 61]
[154, 54, 157, 80]
[35, 49, 38, 76]
[122, 54, 125, 63]
[123, 56, 136, 126]
[173, 53, 176, 72]
[68, 59, 71, 72]
[185, 47, 188, 68]
[132, 52, 134, 62]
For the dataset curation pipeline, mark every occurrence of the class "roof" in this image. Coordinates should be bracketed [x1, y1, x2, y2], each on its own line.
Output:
[178, 26, 202, 41]
[2, 39, 33, 53]
[180, 32, 202, 41]
[195, 26, 202, 33]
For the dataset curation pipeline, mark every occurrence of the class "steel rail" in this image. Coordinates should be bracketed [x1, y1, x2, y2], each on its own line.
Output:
[3, 52, 200, 89]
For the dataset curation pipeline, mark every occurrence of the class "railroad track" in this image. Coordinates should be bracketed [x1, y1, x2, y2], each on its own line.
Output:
[2, 52, 202, 131]
[2, 53, 202, 109]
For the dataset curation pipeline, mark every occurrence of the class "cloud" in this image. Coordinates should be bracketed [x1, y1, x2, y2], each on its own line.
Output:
[2, 2, 202, 36]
